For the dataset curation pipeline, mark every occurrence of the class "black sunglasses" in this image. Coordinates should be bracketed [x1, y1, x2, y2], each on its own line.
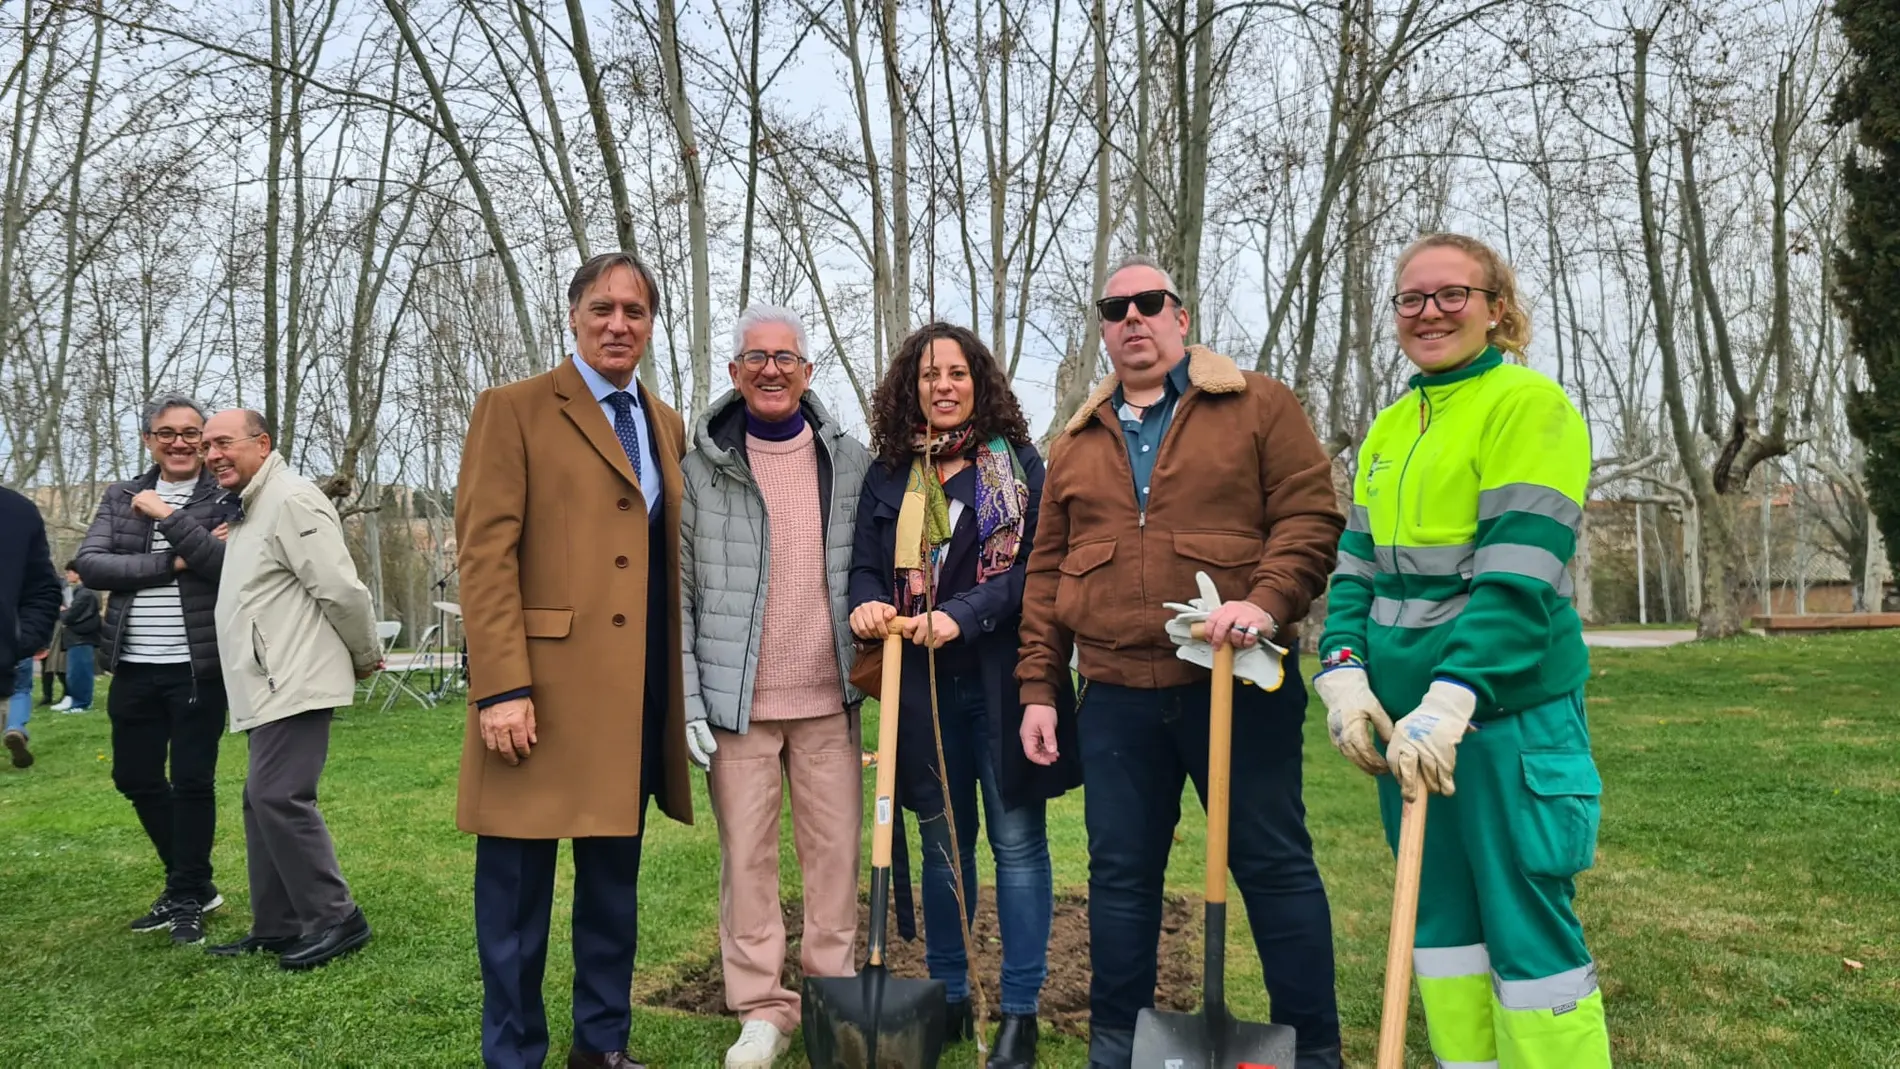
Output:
[1095, 289, 1181, 322]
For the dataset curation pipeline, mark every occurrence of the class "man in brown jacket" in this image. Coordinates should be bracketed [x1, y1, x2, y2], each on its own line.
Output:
[1016, 256, 1345, 1069]
[455, 252, 694, 1069]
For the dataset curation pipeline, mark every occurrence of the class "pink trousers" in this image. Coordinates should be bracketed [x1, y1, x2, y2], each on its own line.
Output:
[707, 712, 863, 1033]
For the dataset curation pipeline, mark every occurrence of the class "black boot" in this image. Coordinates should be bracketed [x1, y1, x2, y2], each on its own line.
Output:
[1295, 1044, 1343, 1069]
[944, 1000, 974, 1042]
[985, 1014, 1038, 1069]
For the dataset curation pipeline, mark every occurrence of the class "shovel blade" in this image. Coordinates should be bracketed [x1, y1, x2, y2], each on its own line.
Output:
[801, 966, 948, 1069]
[1131, 1006, 1298, 1069]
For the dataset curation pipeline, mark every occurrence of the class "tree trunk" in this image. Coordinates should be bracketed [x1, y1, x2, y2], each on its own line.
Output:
[1042, 0, 1113, 445]
[384, 0, 540, 364]
[655, 0, 713, 415]
[879, 0, 911, 342]
[262, 0, 285, 436]
[564, 0, 636, 254]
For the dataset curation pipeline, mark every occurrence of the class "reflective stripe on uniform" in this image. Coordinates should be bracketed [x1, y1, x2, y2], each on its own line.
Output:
[1333, 551, 1377, 582]
[1376, 543, 1475, 577]
[1371, 594, 1469, 628]
[1493, 961, 1599, 1012]
[1474, 543, 1573, 595]
[1415, 943, 1491, 978]
[1348, 504, 1372, 533]
[1478, 482, 1583, 533]
[1437, 1061, 1499, 1069]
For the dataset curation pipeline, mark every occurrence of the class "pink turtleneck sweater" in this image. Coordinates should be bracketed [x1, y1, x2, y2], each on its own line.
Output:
[747, 426, 844, 721]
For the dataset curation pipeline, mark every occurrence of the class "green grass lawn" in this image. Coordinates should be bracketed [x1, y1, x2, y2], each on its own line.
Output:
[2, 632, 1897, 1067]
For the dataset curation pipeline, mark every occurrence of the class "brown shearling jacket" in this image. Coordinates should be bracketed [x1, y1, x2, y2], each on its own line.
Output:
[1017, 347, 1343, 704]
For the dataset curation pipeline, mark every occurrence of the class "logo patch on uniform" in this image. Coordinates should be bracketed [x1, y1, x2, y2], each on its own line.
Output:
[1552, 1000, 1578, 1016]
[1366, 453, 1390, 479]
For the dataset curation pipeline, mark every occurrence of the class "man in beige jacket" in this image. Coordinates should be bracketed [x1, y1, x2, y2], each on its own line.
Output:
[203, 409, 382, 970]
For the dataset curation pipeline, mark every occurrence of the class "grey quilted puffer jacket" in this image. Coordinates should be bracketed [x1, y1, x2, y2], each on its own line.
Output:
[680, 391, 872, 733]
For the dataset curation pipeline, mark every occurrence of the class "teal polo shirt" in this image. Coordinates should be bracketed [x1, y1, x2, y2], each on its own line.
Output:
[1112, 354, 1193, 511]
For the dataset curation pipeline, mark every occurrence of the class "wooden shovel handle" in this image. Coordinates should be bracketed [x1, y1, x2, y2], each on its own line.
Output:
[869, 617, 909, 871]
[1376, 793, 1429, 1069]
[1204, 639, 1235, 906]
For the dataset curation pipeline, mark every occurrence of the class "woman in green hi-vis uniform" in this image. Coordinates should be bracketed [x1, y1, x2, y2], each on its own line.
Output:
[1314, 232, 1612, 1068]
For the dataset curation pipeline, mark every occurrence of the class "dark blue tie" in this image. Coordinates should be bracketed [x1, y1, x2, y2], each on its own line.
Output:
[605, 391, 644, 484]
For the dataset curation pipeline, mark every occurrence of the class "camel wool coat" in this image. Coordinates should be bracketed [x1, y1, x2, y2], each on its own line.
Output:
[453, 358, 694, 839]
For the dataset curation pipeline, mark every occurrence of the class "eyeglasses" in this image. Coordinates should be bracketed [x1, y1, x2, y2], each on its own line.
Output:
[738, 349, 806, 373]
[1094, 289, 1180, 322]
[200, 433, 263, 454]
[146, 427, 204, 444]
[1391, 286, 1500, 318]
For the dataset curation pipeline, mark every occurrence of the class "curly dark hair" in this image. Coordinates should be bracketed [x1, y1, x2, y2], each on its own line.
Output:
[869, 322, 1031, 467]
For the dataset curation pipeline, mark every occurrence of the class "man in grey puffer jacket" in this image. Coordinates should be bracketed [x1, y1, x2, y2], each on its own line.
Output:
[679, 305, 871, 1069]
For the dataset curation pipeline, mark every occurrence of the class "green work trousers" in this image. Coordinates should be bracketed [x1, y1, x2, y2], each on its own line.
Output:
[1377, 688, 1613, 1069]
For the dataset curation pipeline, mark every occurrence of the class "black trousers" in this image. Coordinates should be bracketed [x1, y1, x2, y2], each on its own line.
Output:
[107, 661, 227, 901]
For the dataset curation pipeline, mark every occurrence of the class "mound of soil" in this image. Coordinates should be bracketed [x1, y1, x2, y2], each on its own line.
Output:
[647, 887, 1205, 1038]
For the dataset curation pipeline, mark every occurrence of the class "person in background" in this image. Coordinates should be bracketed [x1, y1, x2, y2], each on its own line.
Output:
[201, 408, 382, 970]
[1015, 255, 1344, 1069]
[1315, 232, 1611, 1068]
[53, 562, 101, 713]
[679, 305, 872, 1069]
[38, 578, 66, 709]
[75, 394, 237, 945]
[2, 485, 61, 770]
[850, 322, 1080, 1069]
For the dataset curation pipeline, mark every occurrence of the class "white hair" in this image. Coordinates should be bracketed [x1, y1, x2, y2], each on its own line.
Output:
[1105, 253, 1177, 295]
[730, 304, 811, 361]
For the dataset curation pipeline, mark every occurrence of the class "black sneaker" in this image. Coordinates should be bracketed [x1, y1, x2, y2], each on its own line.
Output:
[169, 900, 206, 945]
[130, 895, 175, 933]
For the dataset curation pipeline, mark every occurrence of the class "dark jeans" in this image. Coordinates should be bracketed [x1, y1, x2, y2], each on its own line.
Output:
[916, 673, 1053, 1015]
[1079, 667, 1340, 1064]
[107, 661, 227, 901]
[65, 644, 95, 708]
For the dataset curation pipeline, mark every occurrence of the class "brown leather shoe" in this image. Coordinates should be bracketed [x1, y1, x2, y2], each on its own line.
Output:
[564, 1050, 645, 1069]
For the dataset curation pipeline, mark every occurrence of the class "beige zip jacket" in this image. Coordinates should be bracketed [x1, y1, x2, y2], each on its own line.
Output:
[215, 452, 380, 732]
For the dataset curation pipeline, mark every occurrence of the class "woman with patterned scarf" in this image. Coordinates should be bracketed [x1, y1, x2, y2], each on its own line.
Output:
[848, 322, 1080, 1069]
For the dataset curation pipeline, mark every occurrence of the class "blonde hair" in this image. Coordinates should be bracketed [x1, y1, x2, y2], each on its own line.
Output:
[1393, 232, 1530, 358]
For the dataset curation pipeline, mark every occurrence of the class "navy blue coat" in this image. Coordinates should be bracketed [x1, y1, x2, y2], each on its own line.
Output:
[1, 487, 62, 665]
[849, 441, 1080, 819]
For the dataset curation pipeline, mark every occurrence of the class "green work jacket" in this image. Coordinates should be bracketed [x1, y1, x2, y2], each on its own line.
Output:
[1319, 347, 1592, 720]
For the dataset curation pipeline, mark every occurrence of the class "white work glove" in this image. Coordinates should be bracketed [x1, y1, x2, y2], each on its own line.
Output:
[1163, 571, 1287, 692]
[685, 719, 718, 771]
[1386, 680, 1478, 800]
[1314, 666, 1393, 777]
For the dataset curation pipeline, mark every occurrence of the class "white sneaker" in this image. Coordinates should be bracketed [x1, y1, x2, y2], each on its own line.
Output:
[724, 1019, 790, 1069]
[50, 697, 71, 712]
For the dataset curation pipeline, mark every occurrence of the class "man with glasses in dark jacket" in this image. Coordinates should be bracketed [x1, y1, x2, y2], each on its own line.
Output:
[75, 393, 241, 946]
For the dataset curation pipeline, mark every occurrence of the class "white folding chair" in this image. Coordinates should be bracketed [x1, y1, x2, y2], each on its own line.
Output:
[359, 622, 404, 703]
[379, 623, 442, 711]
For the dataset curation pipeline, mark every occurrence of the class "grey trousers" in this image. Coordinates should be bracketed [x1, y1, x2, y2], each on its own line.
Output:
[244, 709, 355, 937]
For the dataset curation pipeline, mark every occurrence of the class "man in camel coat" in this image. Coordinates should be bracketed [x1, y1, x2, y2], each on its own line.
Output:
[455, 251, 695, 1069]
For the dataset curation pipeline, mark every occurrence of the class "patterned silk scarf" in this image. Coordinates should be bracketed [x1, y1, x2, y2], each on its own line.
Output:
[893, 425, 1028, 616]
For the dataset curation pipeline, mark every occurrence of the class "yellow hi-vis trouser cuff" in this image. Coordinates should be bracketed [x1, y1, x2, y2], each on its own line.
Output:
[1493, 963, 1612, 1068]
[1414, 944, 1498, 1068]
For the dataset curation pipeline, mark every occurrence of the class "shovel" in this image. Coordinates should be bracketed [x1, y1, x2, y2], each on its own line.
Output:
[803, 618, 948, 1069]
[1375, 791, 1430, 1069]
[1132, 630, 1298, 1069]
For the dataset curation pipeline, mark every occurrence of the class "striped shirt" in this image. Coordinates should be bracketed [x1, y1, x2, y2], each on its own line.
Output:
[118, 478, 197, 664]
